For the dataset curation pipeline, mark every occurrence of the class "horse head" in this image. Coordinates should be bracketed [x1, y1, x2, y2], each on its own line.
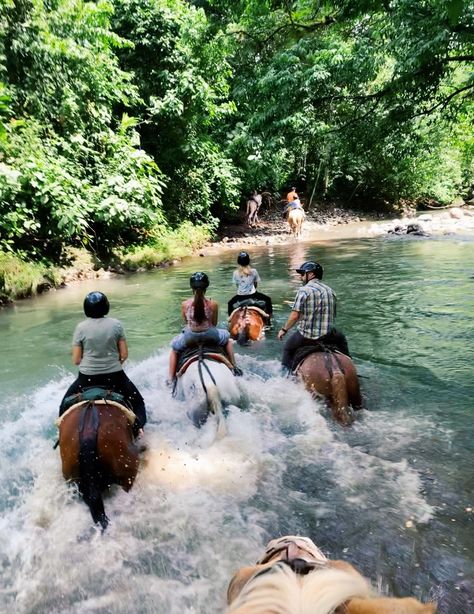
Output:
[226, 536, 437, 614]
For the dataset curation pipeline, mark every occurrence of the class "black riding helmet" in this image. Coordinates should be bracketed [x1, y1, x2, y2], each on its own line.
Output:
[295, 261, 323, 279]
[237, 251, 250, 266]
[190, 271, 209, 290]
[84, 291, 110, 318]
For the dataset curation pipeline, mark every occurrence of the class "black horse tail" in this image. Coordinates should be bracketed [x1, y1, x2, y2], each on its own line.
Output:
[78, 404, 109, 531]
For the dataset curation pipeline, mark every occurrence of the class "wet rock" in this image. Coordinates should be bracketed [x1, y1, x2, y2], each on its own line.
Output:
[449, 207, 464, 219]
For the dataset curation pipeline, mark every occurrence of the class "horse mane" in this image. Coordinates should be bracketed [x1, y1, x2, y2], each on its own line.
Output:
[226, 563, 372, 614]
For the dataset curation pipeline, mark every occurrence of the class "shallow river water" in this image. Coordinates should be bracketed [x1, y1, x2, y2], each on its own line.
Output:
[0, 233, 473, 613]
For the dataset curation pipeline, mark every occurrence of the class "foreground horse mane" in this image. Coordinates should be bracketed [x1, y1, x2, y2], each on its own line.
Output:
[226, 563, 371, 614]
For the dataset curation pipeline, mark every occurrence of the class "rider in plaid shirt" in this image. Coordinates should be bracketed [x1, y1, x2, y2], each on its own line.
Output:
[278, 262, 350, 370]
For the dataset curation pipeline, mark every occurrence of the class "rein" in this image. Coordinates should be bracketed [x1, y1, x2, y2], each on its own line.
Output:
[197, 344, 217, 397]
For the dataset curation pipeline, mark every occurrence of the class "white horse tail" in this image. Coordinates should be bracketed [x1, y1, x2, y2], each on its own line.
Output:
[227, 563, 371, 614]
[206, 384, 227, 439]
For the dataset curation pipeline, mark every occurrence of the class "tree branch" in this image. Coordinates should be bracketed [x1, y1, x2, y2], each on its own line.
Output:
[446, 55, 474, 62]
[410, 83, 474, 118]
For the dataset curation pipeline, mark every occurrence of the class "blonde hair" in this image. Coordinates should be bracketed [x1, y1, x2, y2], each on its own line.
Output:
[238, 265, 252, 276]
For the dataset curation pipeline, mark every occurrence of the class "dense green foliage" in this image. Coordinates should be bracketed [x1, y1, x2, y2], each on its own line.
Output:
[0, 0, 473, 269]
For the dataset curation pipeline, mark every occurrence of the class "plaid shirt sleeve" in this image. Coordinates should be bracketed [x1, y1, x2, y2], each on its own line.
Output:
[292, 288, 306, 312]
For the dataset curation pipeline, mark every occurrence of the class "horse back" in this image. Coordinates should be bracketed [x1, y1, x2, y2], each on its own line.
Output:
[59, 403, 139, 490]
[229, 307, 265, 342]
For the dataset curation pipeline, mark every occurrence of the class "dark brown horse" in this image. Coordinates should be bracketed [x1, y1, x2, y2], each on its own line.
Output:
[226, 535, 436, 614]
[229, 306, 269, 345]
[296, 351, 362, 426]
[58, 400, 140, 530]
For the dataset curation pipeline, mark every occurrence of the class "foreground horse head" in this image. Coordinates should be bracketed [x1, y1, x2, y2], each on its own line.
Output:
[296, 351, 362, 426]
[229, 307, 268, 345]
[288, 208, 304, 237]
[226, 535, 436, 614]
[58, 401, 140, 530]
[177, 352, 242, 438]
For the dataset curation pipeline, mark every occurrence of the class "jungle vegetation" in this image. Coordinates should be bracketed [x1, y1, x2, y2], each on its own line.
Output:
[0, 0, 473, 293]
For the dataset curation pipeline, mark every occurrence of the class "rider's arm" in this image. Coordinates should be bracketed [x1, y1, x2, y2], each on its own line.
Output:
[277, 310, 300, 340]
[72, 345, 82, 365]
[118, 339, 128, 363]
[181, 301, 187, 322]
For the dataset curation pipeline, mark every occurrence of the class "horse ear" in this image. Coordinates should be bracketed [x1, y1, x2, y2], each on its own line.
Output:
[346, 597, 437, 613]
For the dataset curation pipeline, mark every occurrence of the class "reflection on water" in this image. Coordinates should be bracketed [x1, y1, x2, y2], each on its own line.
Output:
[0, 236, 473, 613]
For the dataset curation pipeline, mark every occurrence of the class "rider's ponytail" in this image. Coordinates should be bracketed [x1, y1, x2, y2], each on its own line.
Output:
[193, 288, 206, 324]
[238, 264, 252, 276]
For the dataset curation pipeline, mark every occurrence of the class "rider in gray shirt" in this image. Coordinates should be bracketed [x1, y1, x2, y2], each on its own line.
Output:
[59, 292, 146, 433]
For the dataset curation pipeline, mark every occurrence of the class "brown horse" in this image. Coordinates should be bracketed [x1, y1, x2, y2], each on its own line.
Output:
[58, 400, 140, 530]
[229, 306, 269, 345]
[288, 208, 304, 237]
[226, 535, 436, 614]
[296, 350, 362, 426]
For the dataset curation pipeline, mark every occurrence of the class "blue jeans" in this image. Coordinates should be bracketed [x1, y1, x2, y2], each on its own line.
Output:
[171, 327, 230, 351]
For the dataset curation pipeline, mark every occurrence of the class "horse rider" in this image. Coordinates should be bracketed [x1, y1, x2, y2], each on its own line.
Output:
[277, 261, 350, 372]
[168, 272, 243, 383]
[228, 251, 273, 318]
[59, 291, 147, 436]
[283, 188, 304, 219]
[287, 187, 299, 203]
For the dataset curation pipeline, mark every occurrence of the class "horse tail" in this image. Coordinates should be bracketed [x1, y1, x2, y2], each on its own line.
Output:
[78, 404, 109, 531]
[206, 384, 227, 440]
[237, 307, 249, 345]
[331, 372, 353, 426]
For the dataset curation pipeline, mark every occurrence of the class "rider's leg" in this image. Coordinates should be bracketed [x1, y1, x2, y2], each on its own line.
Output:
[168, 349, 178, 380]
[281, 330, 304, 371]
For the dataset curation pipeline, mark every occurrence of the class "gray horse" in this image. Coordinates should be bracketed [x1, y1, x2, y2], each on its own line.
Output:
[246, 192, 262, 227]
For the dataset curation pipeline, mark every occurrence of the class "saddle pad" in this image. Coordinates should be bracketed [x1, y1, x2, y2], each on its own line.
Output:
[177, 352, 234, 377]
[56, 399, 136, 427]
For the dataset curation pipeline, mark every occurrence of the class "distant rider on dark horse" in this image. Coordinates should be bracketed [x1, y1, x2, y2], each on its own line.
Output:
[59, 291, 147, 436]
[277, 262, 350, 372]
[168, 272, 242, 384]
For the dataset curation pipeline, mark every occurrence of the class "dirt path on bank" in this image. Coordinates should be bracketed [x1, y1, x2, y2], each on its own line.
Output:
[200, 204, 474, 256]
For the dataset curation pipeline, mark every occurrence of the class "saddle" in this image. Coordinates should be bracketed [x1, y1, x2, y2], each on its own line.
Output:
[62, 387, 127, 413]
[228, 303, 270, 320]
[292, 342, 341, 372]
[176, 345, 234, 377]
[56, 388, 136, 427]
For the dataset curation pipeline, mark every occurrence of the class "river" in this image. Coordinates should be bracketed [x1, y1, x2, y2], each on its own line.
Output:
[0, 232, 473, 613]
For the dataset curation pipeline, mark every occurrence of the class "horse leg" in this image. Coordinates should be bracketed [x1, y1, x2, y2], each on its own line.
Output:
[348, 376, 363, 410]
[330, 372, 354, 426]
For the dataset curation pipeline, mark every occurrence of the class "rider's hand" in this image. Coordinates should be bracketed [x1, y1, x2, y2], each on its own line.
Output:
[278, 328, 287, 341]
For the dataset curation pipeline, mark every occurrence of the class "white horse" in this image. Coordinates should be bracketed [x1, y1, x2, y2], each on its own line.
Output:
[288, 208, 305, 237]
[177, 359, 243, 439]
[227, 536, 436, 614]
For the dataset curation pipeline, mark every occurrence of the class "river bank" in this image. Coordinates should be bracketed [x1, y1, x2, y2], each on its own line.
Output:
[2, 205, 473, 305]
